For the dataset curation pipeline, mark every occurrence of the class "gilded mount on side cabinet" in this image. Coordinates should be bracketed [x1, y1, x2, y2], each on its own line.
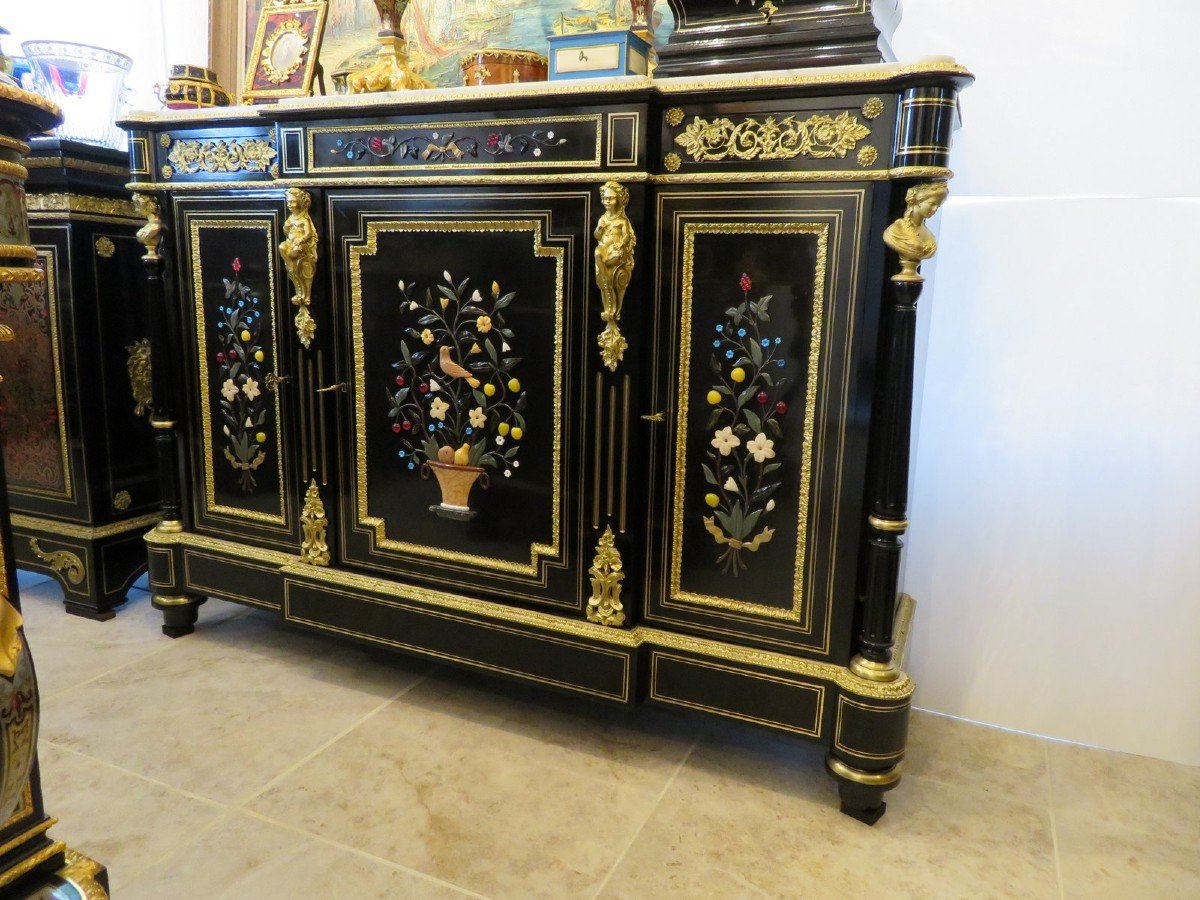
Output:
[279, 187, 318, 348]
[593, 181, 636, 372]
[133, 192, 164, 261]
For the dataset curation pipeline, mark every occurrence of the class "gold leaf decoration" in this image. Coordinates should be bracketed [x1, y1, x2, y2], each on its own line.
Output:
[674, 112, 872, 163]
[166, 138, 278, 176]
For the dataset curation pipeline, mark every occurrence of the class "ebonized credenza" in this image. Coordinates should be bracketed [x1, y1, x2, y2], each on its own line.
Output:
[0, 139, 160, 620]
[121, 58, 970, 822]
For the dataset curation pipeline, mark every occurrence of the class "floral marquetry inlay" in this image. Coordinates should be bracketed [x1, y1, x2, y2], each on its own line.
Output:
[166, 137, 278, 175]
[215, 258, 271, 491]
[387, 272, 528, 521]
[673, 112, 872, 163]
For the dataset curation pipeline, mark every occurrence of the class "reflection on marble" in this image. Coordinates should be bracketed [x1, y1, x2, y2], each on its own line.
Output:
[38, 744, 224, 893]
[120, 811, 473, 900]
[1050, 741, 1200, 898]
[904, 709, 1051, 803]
[251, 669, 698, 898]
[600, 720, 1059, 898]
[19, 577, 1199, 898]
[40, 609, 430, 804]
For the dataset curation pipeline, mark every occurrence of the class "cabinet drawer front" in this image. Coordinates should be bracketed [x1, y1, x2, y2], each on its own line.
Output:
[176, 198, 300, 549]
[329, 188, 609, 614]
[645, 186, 876, 657]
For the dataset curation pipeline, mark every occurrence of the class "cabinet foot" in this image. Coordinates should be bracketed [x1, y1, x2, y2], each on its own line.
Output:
[152, 594, 205, 638]
[825, 755, 901, 826]
[62, 601, 119, 622]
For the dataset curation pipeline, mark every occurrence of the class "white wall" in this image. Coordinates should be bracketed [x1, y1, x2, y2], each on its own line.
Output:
[3, 0, 208, 117]
[895, 2, 1200, 765]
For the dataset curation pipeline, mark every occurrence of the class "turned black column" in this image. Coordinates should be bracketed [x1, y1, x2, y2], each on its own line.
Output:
[852, 180, 949, 683]
[135, 193, 184, 532]
[856, 277, 921, 673]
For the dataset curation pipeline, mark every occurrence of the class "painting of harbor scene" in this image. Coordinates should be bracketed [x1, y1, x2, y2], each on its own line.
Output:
[244, 0, 675, 90]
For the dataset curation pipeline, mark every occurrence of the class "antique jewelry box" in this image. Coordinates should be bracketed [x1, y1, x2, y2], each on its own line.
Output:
[121, 55, 969, 822]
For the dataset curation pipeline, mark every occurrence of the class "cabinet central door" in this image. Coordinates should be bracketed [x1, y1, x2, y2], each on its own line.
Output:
[329, 189, 595, 613]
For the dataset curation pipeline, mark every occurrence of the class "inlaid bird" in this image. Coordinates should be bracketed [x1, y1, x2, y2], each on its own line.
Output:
[437, 346, 480, 388]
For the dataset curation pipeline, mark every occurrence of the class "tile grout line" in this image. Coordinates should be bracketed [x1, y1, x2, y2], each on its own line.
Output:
[235, 806, 491, 899]
[40, 741, 230, 812]
[39, 604, 255, 704]
[588, 732, 700, 900]
[1045, 742, 1066, 900]
[231, 667, 434, 809]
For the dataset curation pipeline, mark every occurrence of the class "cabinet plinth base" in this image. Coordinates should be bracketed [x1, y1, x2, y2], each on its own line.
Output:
[61, 602, 118, 622]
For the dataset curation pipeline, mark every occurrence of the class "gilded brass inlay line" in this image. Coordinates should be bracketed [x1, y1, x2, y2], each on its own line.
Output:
[26, 155, 126, 176]
[145, 526, 914, 700]
[127, 172, 650, 192]
[672, 222, 829, 623]
[26, 193, 139, 218]
[349, 219, 564, 576]
[592, 372, 603, 529]
[0, 842, 67, 889]
[11, 512, 159, 540]
[188, 218, 288, 527]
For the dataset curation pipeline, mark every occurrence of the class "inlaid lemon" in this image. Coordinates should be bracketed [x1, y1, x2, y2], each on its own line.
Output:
[706, 390, 721, 405]
[704, 493, 720, 508]
[498, 422, 510, 436]
[240, 329, 251, 342]
[730, 367, 746, 383]
[511, 427, 523, 441]
[254, 350, 264, 362]
[255, 432, 267, 443]
[483, 383, 497, 397]
[508, 378, 521, 393]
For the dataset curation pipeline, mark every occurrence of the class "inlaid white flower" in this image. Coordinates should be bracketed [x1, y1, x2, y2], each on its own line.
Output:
[242, 378, 261, 401]
[469, 406, 486, 429]
[724, 476, 737, 491]
[747, 433, 775, 463]
[221, 379, 239, 402]
[429, 397, 450, 420]
[710, 426, 740, 456]
[766, 499, 776, 512]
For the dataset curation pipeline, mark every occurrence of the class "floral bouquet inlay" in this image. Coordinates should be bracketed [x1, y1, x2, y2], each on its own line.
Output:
[215, 258, 270, 492]
[387, 272, 527, 520]
[701, 274, 790, 574]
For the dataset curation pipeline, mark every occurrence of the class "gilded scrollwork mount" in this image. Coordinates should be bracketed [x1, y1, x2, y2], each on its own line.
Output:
[593, 181, 636, 373]
[586, 526, 626, 628]
[300, 478, 331, 566]
[883, 181, 949, 282]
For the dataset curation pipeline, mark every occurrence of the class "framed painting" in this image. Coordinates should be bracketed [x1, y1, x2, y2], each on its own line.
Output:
[226, 0, 675, 95]
[241, 0, 329, 103]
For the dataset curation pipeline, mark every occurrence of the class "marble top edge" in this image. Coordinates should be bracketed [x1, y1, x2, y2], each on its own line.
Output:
[120, 57, 969, 126]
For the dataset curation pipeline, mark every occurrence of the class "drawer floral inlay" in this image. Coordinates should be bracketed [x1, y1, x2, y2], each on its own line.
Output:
[334, 129, 567, 163]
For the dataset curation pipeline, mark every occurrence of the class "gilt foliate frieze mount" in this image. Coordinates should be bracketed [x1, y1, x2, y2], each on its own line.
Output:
[663, 105, 884, 173]
[159, 134, 279, 180]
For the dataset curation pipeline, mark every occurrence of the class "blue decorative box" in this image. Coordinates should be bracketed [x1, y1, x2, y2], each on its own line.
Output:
[546, 29, 651, 81]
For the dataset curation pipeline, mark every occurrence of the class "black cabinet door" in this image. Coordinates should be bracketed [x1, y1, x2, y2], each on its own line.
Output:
[174, 195, 302, 551]
[643, 185, 883, 660]
[327, 186, 615, 615]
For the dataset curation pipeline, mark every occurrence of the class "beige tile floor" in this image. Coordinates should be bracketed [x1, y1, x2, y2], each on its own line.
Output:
[17, 571, 1200, 899]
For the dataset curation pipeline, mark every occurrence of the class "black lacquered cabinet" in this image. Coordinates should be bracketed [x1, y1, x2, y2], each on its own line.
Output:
[0, 140, 159, 619]
[123, 59, 970, 822]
